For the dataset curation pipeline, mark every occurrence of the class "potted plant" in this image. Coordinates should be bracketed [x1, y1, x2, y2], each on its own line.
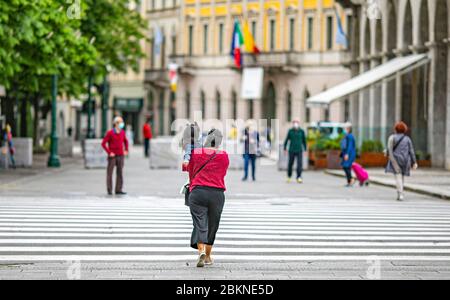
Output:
[360, 140, 388, 167]
[416, 151, 432, 168]
[309, 137, 328, 169]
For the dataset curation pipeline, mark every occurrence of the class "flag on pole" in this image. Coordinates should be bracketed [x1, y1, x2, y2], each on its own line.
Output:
[154, 26, 163, 55]
[334, 8, 348, 48]
[230, 20, 244, 68]
[242, 21, 260, 54]
[168, 63, 178, 92]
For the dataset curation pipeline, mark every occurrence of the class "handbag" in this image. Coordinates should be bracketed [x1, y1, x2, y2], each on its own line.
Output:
[181, 151, 218, 206]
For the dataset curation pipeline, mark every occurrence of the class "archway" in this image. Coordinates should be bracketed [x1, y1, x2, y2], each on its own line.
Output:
[262, 82, 276, 122]
[401, 0, 413, 131]
[431, 0, 449, 166]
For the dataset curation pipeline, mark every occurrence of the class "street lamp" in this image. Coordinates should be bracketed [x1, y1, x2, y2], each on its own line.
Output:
[48, 74, 61, 168]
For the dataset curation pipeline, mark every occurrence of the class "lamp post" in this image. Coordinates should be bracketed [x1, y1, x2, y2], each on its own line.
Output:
[86, 73, 94, 139]
[48, 74, 61, 168]
[101, 75, 109, 137]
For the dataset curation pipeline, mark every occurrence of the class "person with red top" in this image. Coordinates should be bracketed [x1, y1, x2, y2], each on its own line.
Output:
[142, 117, 153, 158]
[102, 116, 129, 196]
[186, 128, 229, 267]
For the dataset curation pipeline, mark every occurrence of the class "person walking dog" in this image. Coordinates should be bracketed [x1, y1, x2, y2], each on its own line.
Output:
[186, 129, 229, 267]
[102, 116, 129, 196]
[283, 120, 307, 183]
[385, 121, 418, 201]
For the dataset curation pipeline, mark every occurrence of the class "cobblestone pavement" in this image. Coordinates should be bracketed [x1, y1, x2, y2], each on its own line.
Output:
[0, 146, 449, 279]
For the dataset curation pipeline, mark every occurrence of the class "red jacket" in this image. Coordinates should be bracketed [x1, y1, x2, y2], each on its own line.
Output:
[143, 123, 152, 140]
[102, 129, 129, 156]
[188, 149, 229, 192]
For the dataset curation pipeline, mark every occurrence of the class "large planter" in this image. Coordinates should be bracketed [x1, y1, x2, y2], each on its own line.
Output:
[326, 150, 341, 170]
[418, 160, 431, 168]
[310, 150, 327, 169]
[361, 152, 388, 168]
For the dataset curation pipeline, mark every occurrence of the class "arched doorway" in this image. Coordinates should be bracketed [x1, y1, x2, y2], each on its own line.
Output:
[432, 0, 449, 166]
[262, 82, 276, 121]
[401, 0, 413, 129]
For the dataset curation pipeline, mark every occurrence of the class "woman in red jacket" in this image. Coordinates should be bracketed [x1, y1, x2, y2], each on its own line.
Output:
[187, 129, 229, 267]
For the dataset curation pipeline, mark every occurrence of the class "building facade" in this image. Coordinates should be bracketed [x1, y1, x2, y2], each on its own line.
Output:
[145, 0, 353, 138]
[335, 0, 450, 169]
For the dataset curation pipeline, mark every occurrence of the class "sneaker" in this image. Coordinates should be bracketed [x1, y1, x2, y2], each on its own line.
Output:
[287, 177, 292, 183]
[197, 252, 206, 268]
[205, 257, 213, 266]
[115, 191, 127, 195]
[397, 192, 404, 201]
[297, 178, 303, 184]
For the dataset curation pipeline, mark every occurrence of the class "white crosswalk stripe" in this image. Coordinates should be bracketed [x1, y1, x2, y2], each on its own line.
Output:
[0, 198, 450, 262]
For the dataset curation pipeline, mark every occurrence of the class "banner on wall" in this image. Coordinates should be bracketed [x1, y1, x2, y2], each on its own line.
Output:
[168, 63, 178, 92]
[241, 67, 264, 100]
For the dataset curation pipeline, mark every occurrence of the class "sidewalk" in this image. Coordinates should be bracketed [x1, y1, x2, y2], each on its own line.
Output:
[325, 168, 450, 200]
[0, 145, 83, 186]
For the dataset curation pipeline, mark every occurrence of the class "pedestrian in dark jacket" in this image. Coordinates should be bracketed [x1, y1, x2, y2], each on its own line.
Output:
[385, 121, 418, 201]
[283, 120, 307, 183]
[241, 122, 259, 181]
[340, 124, 356, 187]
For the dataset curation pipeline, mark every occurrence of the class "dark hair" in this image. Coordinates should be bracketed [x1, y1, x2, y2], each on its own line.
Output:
[394, 121, 408, 134]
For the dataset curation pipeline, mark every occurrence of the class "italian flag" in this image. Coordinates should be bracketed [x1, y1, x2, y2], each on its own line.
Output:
[230, 20, 244, 68]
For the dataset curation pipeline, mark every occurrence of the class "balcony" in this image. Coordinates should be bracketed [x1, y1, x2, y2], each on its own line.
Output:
[144, 68, 169, 88]
[170, 55, 233, 73]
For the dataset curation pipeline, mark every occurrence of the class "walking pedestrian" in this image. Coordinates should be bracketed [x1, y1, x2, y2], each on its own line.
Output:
[186, 129, 229, 267]
[385, 121, 418, 201]
[340, 123, 356, 187]
[101, 116, 129, 196]
[142, 117, 153, 158]
[242, 122, 259, 181]
[283, 120, 307, 183]
[3, 124, 16, 169]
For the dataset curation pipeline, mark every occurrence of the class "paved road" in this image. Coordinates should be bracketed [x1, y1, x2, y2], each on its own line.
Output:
[0, 146, 449, 279]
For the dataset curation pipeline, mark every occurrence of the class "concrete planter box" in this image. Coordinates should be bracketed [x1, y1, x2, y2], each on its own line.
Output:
[58, 137, 73, 158]
[84, 139, 107, 169]
[11, 138, 33, 167]
[150, 137, 181, 169]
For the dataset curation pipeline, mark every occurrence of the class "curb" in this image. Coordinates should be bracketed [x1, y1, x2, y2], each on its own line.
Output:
[324, 169, 450, 200]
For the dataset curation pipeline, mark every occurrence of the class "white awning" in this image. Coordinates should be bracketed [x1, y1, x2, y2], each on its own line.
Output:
[307, 53, 430, 106]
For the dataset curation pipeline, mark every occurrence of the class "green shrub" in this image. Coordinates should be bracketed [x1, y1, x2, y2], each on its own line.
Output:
[361, 140, 384, 153]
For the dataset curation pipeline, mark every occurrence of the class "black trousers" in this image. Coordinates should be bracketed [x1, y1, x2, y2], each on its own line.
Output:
[343, 167, 352, 183]
[189, 186, 225, 249]
[144, 139, 150, 157]
[287, 152, 303, 179]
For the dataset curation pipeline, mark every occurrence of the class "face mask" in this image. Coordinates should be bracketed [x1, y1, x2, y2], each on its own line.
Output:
[293, 123, 299, 129]
[118, 122, 125, 129]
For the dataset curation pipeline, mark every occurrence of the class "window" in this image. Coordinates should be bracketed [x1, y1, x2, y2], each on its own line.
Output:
[218, 23, 224, 54]
[172, 34, 177, 56]
[203, 24, 208, 54]
[160, 30, 166, 67]
[162, 0, 165, 9]
[324, 107, 330, 122]
[346, 15, 353, 49]
[289, 18, 295, 51]
[326, 16, 334, 50]
[344, 99, 350, 121]
[188, 25, 193, 55]
[251, 20, 257, 41]
[201, 91, 206, 118]
[186, 91, 191, 119]
[286, 92, 292, 122]
[151, 0, 155, 10]
[248, 100, 254, 119]
[307, 17, 314, 50]
[306, 107, 311, 123]
[150, 36, 154, 68]
[216, 91, 221, 119]
[232, 91, 237, 120]
[270, 19, 276, 51]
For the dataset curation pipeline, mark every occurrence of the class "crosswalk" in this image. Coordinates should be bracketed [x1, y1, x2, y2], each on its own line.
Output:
[0, 197, 450, 262]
